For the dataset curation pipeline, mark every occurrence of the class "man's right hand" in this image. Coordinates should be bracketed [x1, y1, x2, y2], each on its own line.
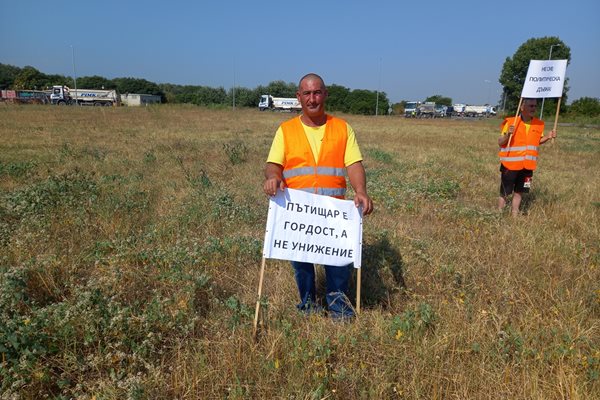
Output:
[263, 163, 286, 197]
[263, 177, 286, 197]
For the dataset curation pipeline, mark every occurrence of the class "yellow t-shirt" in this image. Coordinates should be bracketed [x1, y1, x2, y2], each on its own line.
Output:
[502, 122, 530, 135]
[501, 120, 543, 136]
[266, 120, 363, 167]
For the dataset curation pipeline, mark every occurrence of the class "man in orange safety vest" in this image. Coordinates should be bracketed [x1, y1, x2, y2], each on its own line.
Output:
[263, 73, 373, 319]
[497, 98, 557, 216]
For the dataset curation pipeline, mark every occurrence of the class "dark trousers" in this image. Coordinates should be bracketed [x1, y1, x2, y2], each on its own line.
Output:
[291, 261, 354, 318]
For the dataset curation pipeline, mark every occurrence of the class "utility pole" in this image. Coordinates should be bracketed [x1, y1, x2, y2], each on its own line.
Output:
[71, 45, 78, 105]
[375, 57, 382, 116]
[232, 57, 236, 111]
[484, 79, 491, 105]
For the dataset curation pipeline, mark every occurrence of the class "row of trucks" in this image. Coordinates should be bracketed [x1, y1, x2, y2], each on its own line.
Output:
[404, 101, 496, 118]
[258, 94, 301, 112]
[0, 86, 120, 106]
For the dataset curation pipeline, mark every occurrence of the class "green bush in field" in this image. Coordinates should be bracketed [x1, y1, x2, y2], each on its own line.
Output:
[390, 302, 436, 340]
[0, 161, 37, 179]
[0, 256, 211, 396]
[2, 171, 98, 218]
[223, 140, 249, 165]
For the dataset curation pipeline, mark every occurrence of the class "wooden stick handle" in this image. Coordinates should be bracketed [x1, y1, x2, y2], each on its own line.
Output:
[552, 97, 562, 142]
[253, 257, 267, 340]
[506, 97, 523, 149]
[356, 267, 361, 314]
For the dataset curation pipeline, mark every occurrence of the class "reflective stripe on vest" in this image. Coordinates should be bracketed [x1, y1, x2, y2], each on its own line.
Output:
[283, 166, 347, 179]
[281, 115, 348, 198]
[500, 155, 538, 161]
[296, 187, 347, 197]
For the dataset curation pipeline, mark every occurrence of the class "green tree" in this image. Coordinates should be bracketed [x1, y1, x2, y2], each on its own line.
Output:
[76, 76, 116, 90]
[345, 89, 389, 115]
[12, 66, 48, 90]
[194, 86, 227, 106]
[326, 84, 351, 113]
[227, 87, 259, 108]
[112, 77, 162, 95]
[425, 95, 452, 106]
[112, 77, 165, 102]
[0, 63, 22, 89]
[499, 36, 571, 113]
[47, 74, 70, 89]
[568, 97, 600, 117]
[264, 80, 296, 97]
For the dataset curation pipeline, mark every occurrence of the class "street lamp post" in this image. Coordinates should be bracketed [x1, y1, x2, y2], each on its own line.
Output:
[539, 44, 561, 119]
[484, 79, 491, 105]
[375, 57, 382, 116]
[71, 45, 78, 105]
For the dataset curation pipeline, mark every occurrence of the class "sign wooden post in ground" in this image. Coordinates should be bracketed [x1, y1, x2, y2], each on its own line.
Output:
[253, 257, 266, 340]
[552, 97, 562, 142]
[356, 268, 361, 314]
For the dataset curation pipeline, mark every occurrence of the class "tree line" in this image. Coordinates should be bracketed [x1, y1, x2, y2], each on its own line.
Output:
[0, 64, 390, 115]
[3, 34, 599, 118]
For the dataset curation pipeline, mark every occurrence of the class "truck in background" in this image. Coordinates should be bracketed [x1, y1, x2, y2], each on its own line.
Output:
[404, 101, 421, 117]
[50, 86, 119, 106]
[464, 105, 496, 117]
[416, 102, 436, 118]
[451, 104, 496, 117]
[258, 95, 301, 112]
[414, 102, 449, 118]
[452, 104, 466, 116]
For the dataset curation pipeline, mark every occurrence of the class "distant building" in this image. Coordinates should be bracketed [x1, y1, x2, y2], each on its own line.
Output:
[120, 93, 161, 106]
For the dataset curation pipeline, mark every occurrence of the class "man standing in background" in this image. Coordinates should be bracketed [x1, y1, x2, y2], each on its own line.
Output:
[498, 98, 557, 216]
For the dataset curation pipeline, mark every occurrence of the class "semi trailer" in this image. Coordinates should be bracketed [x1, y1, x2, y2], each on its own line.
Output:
[258, 95, 301, 112]
[50, 86, 119, 106]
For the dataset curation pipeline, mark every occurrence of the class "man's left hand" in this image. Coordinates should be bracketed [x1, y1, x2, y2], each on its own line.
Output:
[354, 192, 373, 216]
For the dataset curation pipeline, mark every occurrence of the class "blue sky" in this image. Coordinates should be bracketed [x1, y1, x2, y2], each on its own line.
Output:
[1, 0, 598, 105]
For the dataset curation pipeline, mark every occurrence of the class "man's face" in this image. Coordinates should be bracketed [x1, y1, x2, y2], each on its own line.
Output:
[297, 78, 328, 118]
[521, 100, 537, 119]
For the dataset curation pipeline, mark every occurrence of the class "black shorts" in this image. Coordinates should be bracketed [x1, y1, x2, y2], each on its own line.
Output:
[499, 164, 533, 196]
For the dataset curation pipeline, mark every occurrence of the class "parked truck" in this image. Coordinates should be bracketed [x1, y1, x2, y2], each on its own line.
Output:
[404, 101, 421, 117]
[258, 95, 301, 112]
[416, 102, 436, 118]
[463, 105, 496, 117]
[450, 104, 496, 117]
[50, 85, 119, 106]
[452, 103, 466, 116]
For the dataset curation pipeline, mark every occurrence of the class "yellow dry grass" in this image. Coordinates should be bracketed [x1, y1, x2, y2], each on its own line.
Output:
[0, 104, 598, 399]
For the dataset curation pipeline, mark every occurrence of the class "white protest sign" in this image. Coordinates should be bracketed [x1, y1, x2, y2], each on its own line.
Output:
[521, 59, 568, 98]
[262, 188, 363, 268]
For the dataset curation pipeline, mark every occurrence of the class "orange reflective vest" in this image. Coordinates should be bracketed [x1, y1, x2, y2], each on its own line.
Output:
[498, 116, 544, 171]
[281, 115, 347, 198]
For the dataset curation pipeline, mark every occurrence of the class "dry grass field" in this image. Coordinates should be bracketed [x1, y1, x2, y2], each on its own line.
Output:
[0, 104, 598, 399]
